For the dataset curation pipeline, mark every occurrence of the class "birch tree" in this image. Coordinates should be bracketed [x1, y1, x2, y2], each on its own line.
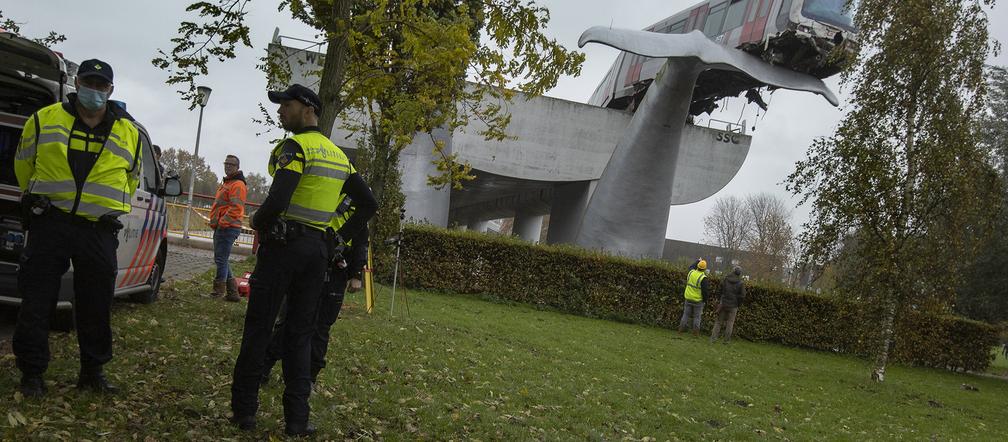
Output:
[785, 0, 1002, 382]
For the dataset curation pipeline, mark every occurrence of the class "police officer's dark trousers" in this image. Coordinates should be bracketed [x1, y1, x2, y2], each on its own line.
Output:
[263, 266, 347, 381]
[231, 232, 327, 426]
[310, 268, 347, 380]
[13, 212, 118, 376]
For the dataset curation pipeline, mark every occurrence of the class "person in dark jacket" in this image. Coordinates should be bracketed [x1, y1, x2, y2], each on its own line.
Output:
[711, 265, 746, 343]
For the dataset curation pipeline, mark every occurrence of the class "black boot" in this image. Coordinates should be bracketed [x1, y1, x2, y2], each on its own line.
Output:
[19, 374, 46, 398]
[76, 370, 120, 394]
[285, 422, 316, 437]
[230, 414, 256, 431]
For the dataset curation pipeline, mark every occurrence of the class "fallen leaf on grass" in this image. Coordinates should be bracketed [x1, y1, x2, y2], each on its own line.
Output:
[7, 411, 24, 427]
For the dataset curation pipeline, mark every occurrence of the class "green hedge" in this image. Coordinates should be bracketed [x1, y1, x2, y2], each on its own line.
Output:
[394, 225, 997, 372]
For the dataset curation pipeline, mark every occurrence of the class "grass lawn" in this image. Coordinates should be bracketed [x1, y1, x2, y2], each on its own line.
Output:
[3, 262, 1007, 440]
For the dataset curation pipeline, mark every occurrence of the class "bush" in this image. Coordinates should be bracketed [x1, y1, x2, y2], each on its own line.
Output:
[396, 225, 997, 372]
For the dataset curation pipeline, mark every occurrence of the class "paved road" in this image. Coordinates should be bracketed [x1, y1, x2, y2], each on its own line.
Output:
[0, 246, 231, 350]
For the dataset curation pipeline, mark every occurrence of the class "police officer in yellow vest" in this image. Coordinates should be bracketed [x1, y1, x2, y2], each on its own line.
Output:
[679, 259, 711, 336]
[261, 193, 370, 387]
[230, 84, 376, 436]
[13, 59, 142, 398]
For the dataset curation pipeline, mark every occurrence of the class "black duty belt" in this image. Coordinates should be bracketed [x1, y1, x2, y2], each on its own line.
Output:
[41, 206, 123, 233]
[286, 220, 326, 239]
[45, 207, 102, 228]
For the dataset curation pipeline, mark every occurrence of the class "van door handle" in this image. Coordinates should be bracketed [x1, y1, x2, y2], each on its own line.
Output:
[136, 196, 150, 202]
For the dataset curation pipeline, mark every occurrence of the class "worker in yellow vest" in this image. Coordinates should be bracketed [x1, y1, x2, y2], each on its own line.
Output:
[229, 84, 376, 437]
[678, 258, 711, 336]
[13, 59, 142, 398]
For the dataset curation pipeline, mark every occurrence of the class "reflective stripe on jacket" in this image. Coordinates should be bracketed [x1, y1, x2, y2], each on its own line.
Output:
[269, 131, 353, 230]
[683, 269, 706, 303]
[330, 194, 354, 246]
[15, 102, 141, 221]
[209, 174, 247, 229]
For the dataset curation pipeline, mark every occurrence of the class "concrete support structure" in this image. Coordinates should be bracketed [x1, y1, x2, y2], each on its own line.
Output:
[546, 181, 594, 244]
[512, 211, 545, 243]
[575, 59, 702, 258]
[467, 219, 490, 233]
[401, 127, 452, 227]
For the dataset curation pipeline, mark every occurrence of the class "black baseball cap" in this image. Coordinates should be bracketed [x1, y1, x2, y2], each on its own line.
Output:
[268, 83, 322, 115]
[77, 59, 114, 84]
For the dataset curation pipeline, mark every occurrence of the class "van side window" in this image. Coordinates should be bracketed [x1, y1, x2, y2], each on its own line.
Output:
[140, 132, 160, 192]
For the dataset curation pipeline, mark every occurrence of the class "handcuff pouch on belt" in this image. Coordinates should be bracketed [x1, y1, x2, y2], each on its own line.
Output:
[262, 218, 290, 246]
[20, 193, 50, 230]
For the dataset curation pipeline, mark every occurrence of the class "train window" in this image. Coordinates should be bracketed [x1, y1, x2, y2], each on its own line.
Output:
[724, 0, 750, 31]
[667, 19, 687, 34]
[704, 4, 728, 36]
[759, 0, 775, 16]
[802, 0, 857, 31]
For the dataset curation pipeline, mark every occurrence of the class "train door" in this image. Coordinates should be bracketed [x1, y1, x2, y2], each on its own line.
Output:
[686, 4, 710, 31]
[741, 0, 775, 44]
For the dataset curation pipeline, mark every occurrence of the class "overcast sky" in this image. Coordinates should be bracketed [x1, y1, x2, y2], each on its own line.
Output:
[5, 1, 1007, 243]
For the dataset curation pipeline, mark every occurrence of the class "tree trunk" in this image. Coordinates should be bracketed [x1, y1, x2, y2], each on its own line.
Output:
[316, 0, 352, 138]
[871, 293, 898, 382]
[871, 86, 920, 382]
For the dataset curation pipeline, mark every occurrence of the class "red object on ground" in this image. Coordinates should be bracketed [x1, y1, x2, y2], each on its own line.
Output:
[237, 271, 252, 297]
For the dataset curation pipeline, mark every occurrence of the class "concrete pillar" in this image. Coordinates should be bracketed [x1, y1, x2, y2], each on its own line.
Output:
[513, 211, 545, 243]
[575, 59, 704, 258]
[546, 181, 595, 244]
[467, 219, 490, 233]
[401, 127, 452, 227]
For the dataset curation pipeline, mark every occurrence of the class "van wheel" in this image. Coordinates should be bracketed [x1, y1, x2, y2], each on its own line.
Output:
[130, 248, 166, 304]
[51, 308, 75, 332]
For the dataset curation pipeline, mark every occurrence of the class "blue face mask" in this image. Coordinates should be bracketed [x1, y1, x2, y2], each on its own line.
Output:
[78, 86, 110, 111]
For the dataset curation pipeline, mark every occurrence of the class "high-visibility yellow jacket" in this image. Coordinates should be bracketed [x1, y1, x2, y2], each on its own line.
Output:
[15, 102, 141, 221]
[683, 269, 707, 303]
[268, 130, 353, 230]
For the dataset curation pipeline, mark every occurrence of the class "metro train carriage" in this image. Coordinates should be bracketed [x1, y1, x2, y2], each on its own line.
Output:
[588, 0, 859, 115]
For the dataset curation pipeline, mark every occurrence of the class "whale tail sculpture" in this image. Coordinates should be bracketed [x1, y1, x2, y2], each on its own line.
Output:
[573, 27, 839, 259]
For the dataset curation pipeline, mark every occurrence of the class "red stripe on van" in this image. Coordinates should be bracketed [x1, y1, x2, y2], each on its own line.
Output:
[131, 201, 162, 286]
[135, 202, 167, 285]
[121, 198, 154, 287]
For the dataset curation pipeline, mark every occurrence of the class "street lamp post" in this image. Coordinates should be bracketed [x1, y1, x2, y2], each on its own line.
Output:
[182, 85, 212, 239]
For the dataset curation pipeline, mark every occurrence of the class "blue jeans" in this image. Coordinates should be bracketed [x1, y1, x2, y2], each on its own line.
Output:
[213, 227, 241, 281]
[679, 301, 704, 331]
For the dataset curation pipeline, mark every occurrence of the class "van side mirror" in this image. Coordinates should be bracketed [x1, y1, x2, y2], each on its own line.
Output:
[161, 170, 183, 197]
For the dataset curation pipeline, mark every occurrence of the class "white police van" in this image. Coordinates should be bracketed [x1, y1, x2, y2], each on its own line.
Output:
[0, 31, 182, 328]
